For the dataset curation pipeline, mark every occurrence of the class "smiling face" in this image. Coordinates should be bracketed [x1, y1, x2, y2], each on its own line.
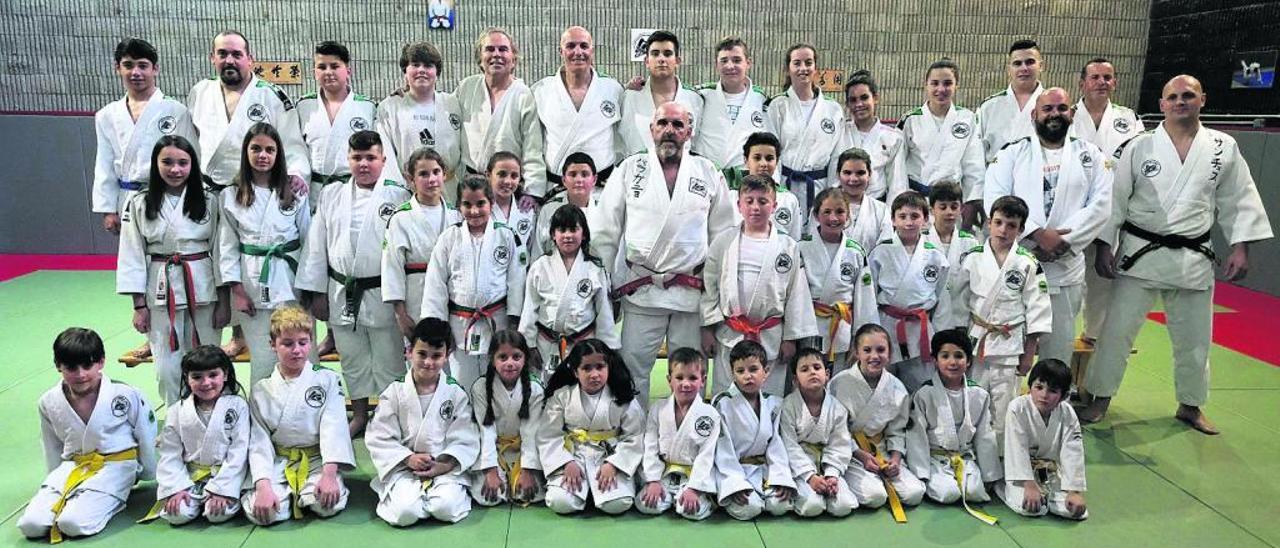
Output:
[411, 158, 445, 204]
[844, 83, 878, 124]
[404, 61, 438, 94]
[492, 343, 525, 387]
[893, 204, 927, 244]
[559, 27, 594, 72]
[116, 55, 158, 95]
[479, 32, 515, 79]
[458, 188, 492, 231]
[407, 339, 448, 389]
[838, 158, 870, 198]
[58, 361, 104, 397]
[731, 356, 768, 397]
[1033, 88, 1074, 144]
[157, 145, 193, 191]
[716, 45, 752, 89]
[270, 327, 312, 375]
[925, 67, 957, 110]
[934, 343, 969, 388]
[246, 134, 279, 177]
[815, 194, 849, 242]
[553, 223, 583, 256]
[575, 352, 609, 395]
[488, 158, 521, 201]
[855, 331, 890, 382]
[787, 47, 816, 89]
[187, 367, 227, 404]
[667, 361, 705, 407]
[1007, 48, 1043, 88]
[210, 33, 252, 87]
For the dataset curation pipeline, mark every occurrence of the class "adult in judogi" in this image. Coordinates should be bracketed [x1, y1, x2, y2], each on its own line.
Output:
[1082, 75, 1273, 434]
[898, 58, 985, 224]
[92, 38, 197, 235]
[983, 88, 1113, 365]
[532, 26, 623, 194]
[978, 39, 1045, 163]
[296, 41, 377, 201]
[768, 43, 844, 230]
[456, 27, 547, 203]
[619, 30, 704, 158]
[834, 70, 906, 202]
[592, 102, 736, 402]
[376, 42, 463, 201]
[1070, 58, 1141, 345]
[691, 37, 770, 176]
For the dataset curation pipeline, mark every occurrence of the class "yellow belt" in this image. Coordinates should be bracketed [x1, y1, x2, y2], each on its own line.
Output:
[139, 463, 219, 523]
[814, 301, 854, 363]
[276, 444, 321, 519]
[664, 461, 693, 480]
[1031, 457, 1059, 486]
[49, 448, 139, 543]
[739, 454, 770, 489]
[853, 431, 908, 524]
[562, 428, 616, 451]
[496, 434, 525, 503]
[932, 449, 998, 525]
[800, 442, 825, 469]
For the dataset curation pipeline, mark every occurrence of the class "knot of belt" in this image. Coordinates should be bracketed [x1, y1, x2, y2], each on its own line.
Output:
[853, 431, 907, 523]
[448, 298, 508, 350]
[327, 266, 381, 329]
[275, 444, 321, 519]
[562, 428, 616, 451]
[239, 239, 301, 286]
[139, 463, 221, 523]
[725, 315, 783, 343]
[610, 262, 704, 300]
[536, 322, 595, 360]
[814, 300, 853, 363]
[781, 165, 826, 209]
[969, 313, 1023, 360]
[117, 179, 145, 191]
[50, 448, 139, 543]
[150, 252, 211, 351]
[879, 305, 933, 363]
[1119, 221, 1215, 271]
[309, 172, 351, 186]
[496, 435, 525, 502]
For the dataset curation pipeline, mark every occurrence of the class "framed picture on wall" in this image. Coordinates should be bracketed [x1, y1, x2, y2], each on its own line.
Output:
[1231, 50, 1275, 89]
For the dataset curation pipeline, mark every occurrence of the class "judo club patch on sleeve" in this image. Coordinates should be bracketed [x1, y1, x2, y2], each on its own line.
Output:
[223, 408, 240, 430]
[775, 253, 793, 273]
[923, 265, 940, 283]
[305, 386, 327, 408]
[493, 245, 510, 266]
[439, 399, 455, 421]
[576, 279, 593, 298]
[951, 121, 972, 139]
[694, 416, 714, 437]
[111, 395, 131, 417]
[1004, 269, 1026, 290]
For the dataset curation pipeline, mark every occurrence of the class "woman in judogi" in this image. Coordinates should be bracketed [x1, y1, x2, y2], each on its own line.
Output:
[898, 58, 985, 206]
[767, 43, 845, 229]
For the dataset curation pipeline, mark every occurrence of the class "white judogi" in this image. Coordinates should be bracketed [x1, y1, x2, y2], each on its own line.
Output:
[998, 395, 1088, 519]
[828, 368, 927, 508]
[242, 364, 356, 524]
[455, 74, 548, 197]
[1086, 124, 1272, 406]
[92, 88, 198, 215]
[531, 69, 623, 186]
[984, 136, 1113, 363]
[954, 243, 1052, 438]
[778, 390, 857, 517]
[538, 386, 645, 514]
[977, 84, 1044, 162]
[923, 225, 982, 331]
[117, 189, 222, 404]
[767, 88, 845, 227]
[421, 219, 526, 389]
[692, 81, 770, 170]
[798, 234, 878, 372]
[703, 225, 818, 394]
[188, 76, 309, 187]
[711, 387, 795, 520]
[153, 394, 250, 524]
[635, 397, 722, 520]
[219, 189, 312, 383]
[380, 199, 462, 325]
[867, 233, 951, 392]
[906, 376, 1001, 505]
[724, 179, 803, 240]
[833, 120, 908, 201]
[518, 251, 619, 380]
[295, 90, 377, 196]
[376, 90, 462, 197]
[468, 376, 545, 506]
[532, 191, 600, 260]
[17, 378, 158, 541]
[593, 151, 736, 402]
[491, 199, 538, 263]
[619, 78, 704, 156]
[899, 103, 985, 201]
[367, 376, 480, 525]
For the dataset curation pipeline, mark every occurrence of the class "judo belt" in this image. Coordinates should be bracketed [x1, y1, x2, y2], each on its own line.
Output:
[310, 172, 351, 186]
[562, 428, 616, 451]
[239, 239, 301, 286]
[327, 266, 381, 329]
[275, 444, 321, 519]
[813, 300, 853, 363]
[725, 315, 783, 343]
[800, 442, 825, 469]
[403, 262, 428, 274]
[969, 313, 1023, 361]
[663, 460, 693, 482]
[931, 449, 998, 525]
[536, 322, 595, 361]
[496, 435, 526, 503]
[781, 165, 825, 210]
[1118, 222, 1215, 271]
[139, 463, 219, 523]
[907, 177, 932, 196]
[48, 448, 140, 543]
[117, 179, 145, 191]
[740, 454, 769, 489]
[879, 304, 933, 364]
[611, 261, 704, 300]
[151, 251, 211, 351]
[449, 298, 508, 350]
[853, 431, 908, 523]
[1031, 458, 1059, 486]
[546, 165, 614, 189]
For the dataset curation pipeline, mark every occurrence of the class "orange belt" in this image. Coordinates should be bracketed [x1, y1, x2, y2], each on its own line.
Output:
[536, 322, 595, 360]
[150, 252, 210, 351]
[813, 300, 853, 363]
[725, 315, 783, 343]
[970, 314, 1022, 360]
[449, 298, 507, 349]
[880, 305, 932, 363]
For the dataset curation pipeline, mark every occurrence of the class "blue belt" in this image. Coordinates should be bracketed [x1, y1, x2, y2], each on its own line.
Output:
[118, 180, 145, 191]
[781, 166, 825, 208]
[907, 178, 932, 196]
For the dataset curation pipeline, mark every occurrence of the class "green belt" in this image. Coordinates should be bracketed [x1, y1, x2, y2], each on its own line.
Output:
[328, 266, 381, 327]
[310, 172, 351, 186]
[239, 239, 301, 285]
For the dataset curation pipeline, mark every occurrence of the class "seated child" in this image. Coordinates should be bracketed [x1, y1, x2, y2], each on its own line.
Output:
[779, 348, 857, 517]
[998, 359, 1088, 520]
[713, 340, 796, 520]
[636, 348, 722, 520]
[470, 330, 546, 507]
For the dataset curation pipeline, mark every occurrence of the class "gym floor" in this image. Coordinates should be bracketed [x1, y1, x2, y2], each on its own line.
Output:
[1, 264, 1277, 548]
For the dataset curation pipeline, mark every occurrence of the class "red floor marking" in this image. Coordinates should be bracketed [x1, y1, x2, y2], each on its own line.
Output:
[1146, 282, 1280, 366]
[0, 254, 116, 282]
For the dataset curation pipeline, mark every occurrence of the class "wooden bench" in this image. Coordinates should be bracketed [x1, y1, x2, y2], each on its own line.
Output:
[119, 351, 342, 367]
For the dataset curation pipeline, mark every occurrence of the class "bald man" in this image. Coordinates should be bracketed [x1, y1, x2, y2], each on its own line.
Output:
[592, 103, 736, 403]
[983, 87, 1113, 368]
[1081, 75, 1272, 434]
[531, 26, 623, 196]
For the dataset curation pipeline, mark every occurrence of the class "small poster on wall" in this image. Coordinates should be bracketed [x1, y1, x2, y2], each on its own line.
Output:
[428, 0, 455, 30]
[1231, 50, 1275, 89]
[630, 29, 657, 62]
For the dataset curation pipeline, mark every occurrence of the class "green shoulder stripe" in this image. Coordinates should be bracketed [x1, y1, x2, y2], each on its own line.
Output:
[844, 238, 864, 254]
[980, 89, 1008, 104]
[966, 379, 981, 387]
[751, 85, 765, 96]
[299, 92, 318, 100]
[922, 241, 938, 250]
[397, 201, 413, 212]
[446, 375, 459, 386]
[958, 229, 975, 239]
[353, 93, 372, 103]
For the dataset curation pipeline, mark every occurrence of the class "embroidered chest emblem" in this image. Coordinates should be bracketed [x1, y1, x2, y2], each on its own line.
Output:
[951, 121, 972, 139]
[246, 104, 267, 122]
[576, 279, 593, 298]
[600, 100, 617, 118]
[1004, 269, 1025, 290]
[157, 116, 177, 134]
[305, 386, 326, 408]
[111, 395, 130, 418]
[774, 253, 793, 273]
[923, 265, 940, 283]
[493, 245, 510, 266]
[1141, 159, 1161, 178]
[694, 416, 714, 437]
[349, 117, 370, 131]
[440, 399, 455, 421]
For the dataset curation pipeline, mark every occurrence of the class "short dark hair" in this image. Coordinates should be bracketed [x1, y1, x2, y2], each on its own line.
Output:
[459, 174, 495, 202]
[53, 327, 105, 367]
[837, 147, 873, 173]
[114, 38, 158, 65]
[930, 328, 972, 361]
[891, 190, 929, 215]
[844, 69, 879, 97]
[739, 174, 776, 196]
[928, 181, 964, 205]
[926, 57, 960, 84]
[1080, 57, 1112, 79]
[668, 347, 704, 369]
[714, 36, 749, 57]
[742, 132, 780, 160]
[791, 346, 827, 373]
[645, 30, 681, 56]
[400, 41, 443, 75]
[1009, 39, 1040, 55]
[1028, 358, 1072, 396]
[213, 30, 250, 55]
[348, 130, 382, 152]
[990, 195, 1029, 225]
[315, 41, 350, 64]
[729, 340, 768, 367]
[562, 152, 597, 175]
[410, 317, 453, 352]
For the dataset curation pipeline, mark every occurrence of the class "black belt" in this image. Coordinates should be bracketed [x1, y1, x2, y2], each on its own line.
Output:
[310, 173, 351, 186]
[327, 266, 381, 327]
[1118, 221, 1215, 271]
[907, 177, 933, 196]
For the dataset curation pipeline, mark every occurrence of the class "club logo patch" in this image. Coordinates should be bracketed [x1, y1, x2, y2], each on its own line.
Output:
[820, 118, 836, 134]
[751, 111, 765, 128]
[280, 198, 298, 216]
[349, 117, 369, 131]
[305, 386, 326, 408]
[576, 279, 593, 298]
[688, 177, 707, 198]
[247, 104, 267, 122]
[600, 100, 617, 118]
[775, 208, 792, 225]
[1141, 159, 1161, 178]
[157, 116, 177, 134]
[1113, 118, 1132, 134]
[440, 399, 455, 421]
[449, 113, 461, 131]
[839, 262, 856, 283]
[774, 253, 793, 273]
[923, 265, 940, 283]
[111, 395, 130, 418]
[951, 121, 972, 139]
[379, 202, 396, 221]
[1080, 151, 1094, 168]
[1004, 269, 1026, 290]
[694, 416, 714, 437]
[516, 218, 531, 236]
[493, 245, 510, 266]
[223, 408, 239, 430]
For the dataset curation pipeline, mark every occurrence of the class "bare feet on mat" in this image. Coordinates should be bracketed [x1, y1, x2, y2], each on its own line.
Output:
[1077, 397, 1110, 424]
[127, 341, 152, 359]
[317, 332, 337, 356]
[221, 336, 247, 358]
[1175, 404, 1220, 435]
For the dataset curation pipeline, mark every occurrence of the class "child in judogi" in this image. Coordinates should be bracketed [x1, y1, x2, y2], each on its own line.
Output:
[488, 151, 540, 260]
[713, 340, 797, 520]
[799, 188, 879, 374]
[243, 306, 356, 525]
[834, 70, 907, 202]
[780, 348, 857, 517]
[422, 175, 526, 389]
[17, 328, 158, 543]
[867, 190, 950, 393]
[953, 196, 1051, 440]
[725, 132, 803, 239]
[295, 130, 411, 436]
[635, 348, 722, 520]
[923, 181, 981, 331]
[828, 147, 891, 253]
[469, 330, 547, 507]
[906, 330, 1002, 523]
[998, 359, 1088, 520]
[117, 135, 227, 405]
[519, 204, 619, 380]
[768, 44, 845, 230]
[219, 122, 313, 385]
[534, 152, 603, 259]
[703, 174, 818, 395]
[828, 323, 926, 517]
[382, 147, 462, 338]
[537, 339, 645, 515]
[295, 41, 379, 199]
[147, 345, 249, 525]
[367, 318, 481, 525]
[376, 42, 462, 198]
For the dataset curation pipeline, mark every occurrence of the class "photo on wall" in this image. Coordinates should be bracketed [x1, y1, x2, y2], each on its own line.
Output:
[1231, 50, 1275, 89]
